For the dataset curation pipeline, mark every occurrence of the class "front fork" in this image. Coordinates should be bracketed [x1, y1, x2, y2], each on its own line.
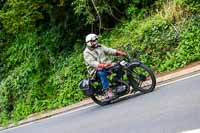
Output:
[126, 64, 141, 91]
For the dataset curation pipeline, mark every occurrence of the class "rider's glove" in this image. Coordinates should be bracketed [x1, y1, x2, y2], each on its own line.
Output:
[97, 63, 111, 70]
[116, 50, 127, 56]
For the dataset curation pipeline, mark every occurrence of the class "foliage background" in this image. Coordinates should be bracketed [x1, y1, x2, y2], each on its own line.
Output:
[0, 0, 199, 125]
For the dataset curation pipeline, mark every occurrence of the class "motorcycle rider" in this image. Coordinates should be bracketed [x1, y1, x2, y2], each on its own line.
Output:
[83, 33, 126, 99]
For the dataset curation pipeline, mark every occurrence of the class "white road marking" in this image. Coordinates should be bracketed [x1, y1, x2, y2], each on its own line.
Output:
[156, 72, 200, 88]
[0, 104, 97, 132]
[179, 129, 200, 133]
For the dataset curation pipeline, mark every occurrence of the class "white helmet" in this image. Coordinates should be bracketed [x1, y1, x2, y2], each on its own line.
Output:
[85, 33, 98, 48]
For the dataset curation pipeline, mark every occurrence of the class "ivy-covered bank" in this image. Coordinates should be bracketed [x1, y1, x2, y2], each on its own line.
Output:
[0, 0, 200, 125]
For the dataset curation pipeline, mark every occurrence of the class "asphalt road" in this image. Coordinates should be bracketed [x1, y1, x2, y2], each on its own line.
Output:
[1, 73, 200, 133]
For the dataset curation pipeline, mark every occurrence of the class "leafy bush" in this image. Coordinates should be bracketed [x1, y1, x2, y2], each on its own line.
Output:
[101, 16, 179, 71]
[101, 0, 200, 73]
[0, 30, 87, 124]
[159, 15, 200, 71]
[0, 0, 41, 34]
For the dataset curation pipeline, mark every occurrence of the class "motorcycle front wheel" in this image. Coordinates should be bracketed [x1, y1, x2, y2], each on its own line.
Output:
[128, 63, 156, 93]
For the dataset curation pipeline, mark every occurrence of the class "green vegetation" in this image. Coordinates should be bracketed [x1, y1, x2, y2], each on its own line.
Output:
[0, 0, 200, 125]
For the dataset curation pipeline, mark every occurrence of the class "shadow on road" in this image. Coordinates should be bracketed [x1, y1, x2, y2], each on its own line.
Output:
[110, 92, 144, 105]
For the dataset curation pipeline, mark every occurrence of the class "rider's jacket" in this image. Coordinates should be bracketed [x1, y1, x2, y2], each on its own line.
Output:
[83, 44, 117, 76]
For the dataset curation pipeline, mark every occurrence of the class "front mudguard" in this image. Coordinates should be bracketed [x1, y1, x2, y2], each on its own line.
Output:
[127, 60, 141, 68]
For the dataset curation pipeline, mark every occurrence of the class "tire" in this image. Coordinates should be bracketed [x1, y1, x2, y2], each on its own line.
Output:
[128, 63, 156, 93]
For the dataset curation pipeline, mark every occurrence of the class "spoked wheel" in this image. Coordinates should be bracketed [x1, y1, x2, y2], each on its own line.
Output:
[128, 63, 156, 93]
[90, 92, 111, 106]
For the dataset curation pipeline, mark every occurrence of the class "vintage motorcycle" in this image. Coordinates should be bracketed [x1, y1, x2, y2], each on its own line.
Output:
[79, 52, 156, 106]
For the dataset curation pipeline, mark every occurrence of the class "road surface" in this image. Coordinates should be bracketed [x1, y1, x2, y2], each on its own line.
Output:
[1, 73, 200, 133]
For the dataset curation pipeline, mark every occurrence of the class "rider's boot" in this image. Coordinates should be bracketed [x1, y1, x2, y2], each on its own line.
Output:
[105, 88, 115, 100]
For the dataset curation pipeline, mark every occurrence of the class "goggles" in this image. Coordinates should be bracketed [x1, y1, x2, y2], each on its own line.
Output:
[86, 37, 98, 43]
